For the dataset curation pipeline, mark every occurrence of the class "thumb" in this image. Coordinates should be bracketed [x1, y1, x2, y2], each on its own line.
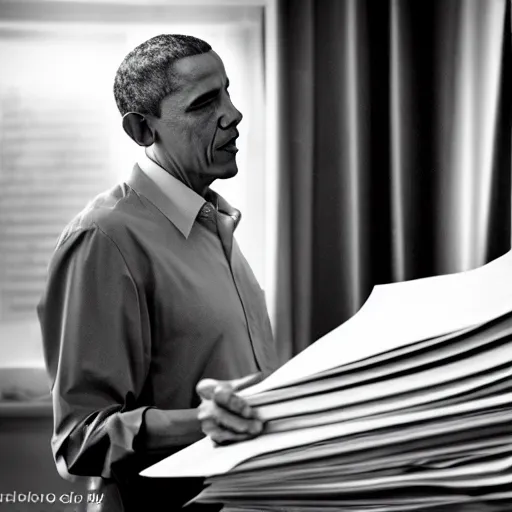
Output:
[231, 372, 265, 392]
[196, 378, 223, 400]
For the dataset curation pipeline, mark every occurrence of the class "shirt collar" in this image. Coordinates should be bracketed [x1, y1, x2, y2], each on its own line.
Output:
[129, 154, 241, 237]
[131, 155, 205, 238]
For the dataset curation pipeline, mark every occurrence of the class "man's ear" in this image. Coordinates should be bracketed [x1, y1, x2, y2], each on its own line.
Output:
[122, 112, 155, 147]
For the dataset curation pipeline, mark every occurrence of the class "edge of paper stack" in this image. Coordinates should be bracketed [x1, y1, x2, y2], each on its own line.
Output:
[141, 250, 512, 510]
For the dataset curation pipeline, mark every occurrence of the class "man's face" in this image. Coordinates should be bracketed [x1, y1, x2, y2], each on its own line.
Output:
[150, 51, 243, 181]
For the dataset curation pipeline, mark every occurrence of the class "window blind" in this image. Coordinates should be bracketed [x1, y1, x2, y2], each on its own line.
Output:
[0, 90, 114, 321]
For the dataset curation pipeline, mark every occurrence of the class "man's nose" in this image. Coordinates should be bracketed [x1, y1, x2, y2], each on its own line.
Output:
[219, 95, 243, 129]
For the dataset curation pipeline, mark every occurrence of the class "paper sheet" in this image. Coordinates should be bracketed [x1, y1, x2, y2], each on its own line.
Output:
[140, 392, 512, 478]
[257, 339, 512, 421]
[264, 364, 512, 432]
[208, 440, 512, 486]
[200, 454, 512, 496]
[243, 249, 512, 395]
[232, 409, 512, 473]
[251, 317, 512, 412]
[246, 322, 492, 406]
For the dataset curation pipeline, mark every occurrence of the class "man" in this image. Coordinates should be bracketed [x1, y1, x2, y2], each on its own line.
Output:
[37, 34, 279, 512]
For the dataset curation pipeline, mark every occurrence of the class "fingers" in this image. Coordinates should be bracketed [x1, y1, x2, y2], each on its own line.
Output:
[199, 410, 263, 446]
[199, 407, 262, 436]
[215, 405, 262, 435]
[197, 379, 258, 418]
[213, 382, 254, 419]
[196, 378, 219, 400]
[196, 376, 265, 446]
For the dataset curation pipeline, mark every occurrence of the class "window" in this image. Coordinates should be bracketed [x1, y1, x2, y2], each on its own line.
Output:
[0, 2, 272, 366]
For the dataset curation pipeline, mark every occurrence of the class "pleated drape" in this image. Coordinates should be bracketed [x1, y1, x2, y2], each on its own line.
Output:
[275, 0, 512, 362]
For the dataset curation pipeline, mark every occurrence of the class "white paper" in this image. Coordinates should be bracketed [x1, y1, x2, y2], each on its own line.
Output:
[249, 318, 510, 408]
[264, 363, 512, 432]
[211, 440, 512, 485]
[215, 455, 512, 493]
[244, 249, 512, 395]
[258, 340, 512, 421]
[140, 392, 512, 478]
[234, 409, 512, 472]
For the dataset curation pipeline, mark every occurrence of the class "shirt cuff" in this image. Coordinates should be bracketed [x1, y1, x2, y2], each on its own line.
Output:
[103, 405, 155, 479]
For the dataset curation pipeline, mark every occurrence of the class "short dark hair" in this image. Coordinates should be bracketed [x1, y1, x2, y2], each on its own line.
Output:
[113, 34, 212, 117]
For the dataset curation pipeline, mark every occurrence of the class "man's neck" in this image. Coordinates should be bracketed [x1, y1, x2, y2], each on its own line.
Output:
[145, 147, 213, 199]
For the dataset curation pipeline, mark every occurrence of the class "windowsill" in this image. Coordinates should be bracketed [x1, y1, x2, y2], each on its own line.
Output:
[0, 400, 52, 418]
[0, 367, 51, 416]
[0, 365, 52, 417]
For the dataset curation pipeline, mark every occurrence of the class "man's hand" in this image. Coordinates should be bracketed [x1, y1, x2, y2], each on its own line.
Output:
[196, 373, 265, 445]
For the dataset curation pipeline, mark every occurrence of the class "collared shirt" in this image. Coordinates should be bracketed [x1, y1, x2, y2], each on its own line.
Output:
[37, 158, 279, 511]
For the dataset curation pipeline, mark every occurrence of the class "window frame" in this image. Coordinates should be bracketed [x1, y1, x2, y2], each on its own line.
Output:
[0, 0, 280, 366]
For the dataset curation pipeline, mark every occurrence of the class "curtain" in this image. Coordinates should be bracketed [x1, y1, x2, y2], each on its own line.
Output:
[274, 0, 512, 363]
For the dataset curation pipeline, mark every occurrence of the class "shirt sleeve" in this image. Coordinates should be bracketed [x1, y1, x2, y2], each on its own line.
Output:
[37, 224, 152, 481]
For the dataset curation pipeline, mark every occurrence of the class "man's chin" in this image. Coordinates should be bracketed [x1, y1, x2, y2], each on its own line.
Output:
[216, 164, 239, 180]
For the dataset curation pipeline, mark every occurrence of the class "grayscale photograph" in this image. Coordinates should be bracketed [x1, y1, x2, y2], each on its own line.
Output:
[0, 1, 510, 511]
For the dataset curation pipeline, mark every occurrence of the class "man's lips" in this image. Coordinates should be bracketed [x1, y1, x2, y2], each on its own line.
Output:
[217, 134, 239, 153]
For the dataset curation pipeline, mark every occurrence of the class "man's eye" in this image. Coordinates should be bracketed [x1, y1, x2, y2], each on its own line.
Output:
[195, 99, 213, 109]
[191, 93, 218, 110]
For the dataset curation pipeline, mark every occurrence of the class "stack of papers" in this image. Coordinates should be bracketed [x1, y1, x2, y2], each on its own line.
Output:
[141, 250, 512, 511]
